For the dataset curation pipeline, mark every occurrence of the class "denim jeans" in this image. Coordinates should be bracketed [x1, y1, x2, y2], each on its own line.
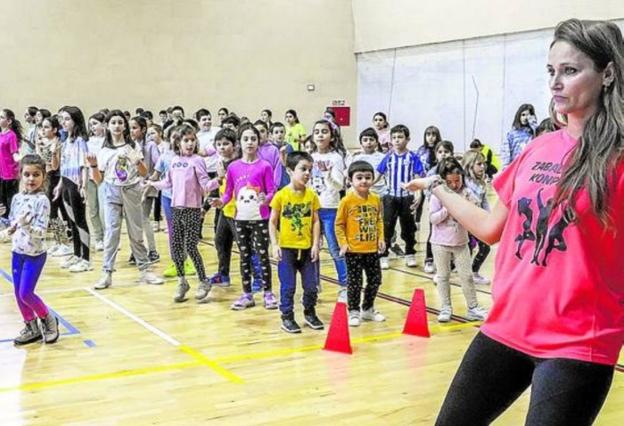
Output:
[318, 208, 347, 285]
[278, 248, 318, 315]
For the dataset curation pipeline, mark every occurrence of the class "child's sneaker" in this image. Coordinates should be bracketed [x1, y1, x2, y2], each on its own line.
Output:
[405, 254, 417, 267]
[361, 308, 386, 322]
[472, 272, 491, 285]
[95, 240, 104, 252]
[231, 293, 255, 310]
[184, 259, 197, 276]
[437, 306, 452, 323]
[163, 263, 177, 278]
[424, 261, 435, 274]
[174, 279, 190, 303]
[140, 270, 164, 285]
[93, 272, 112, 290]
[380, 257, 390, 270]
[251, 278, 263, 293]
[148, 251, 160, 263]
[281, 314, 302, 334]
[195, 280, 212, 302]
[466, 305, 488, 321]
[69, 259, 93, 273]
[13, 320, 42, 345]
[304, 309, 324, 330]
[208, 272, 231, 288]
[263, 291, 278, 310]
[390, 243, 405, 257]
[61, 255, 80, 269]
[337, 287, 348, 303]
[52, 244, 72, 257]
[41, 313, 59, 344]
[348, 310, 361, 327]
[432, 274, 440, 285]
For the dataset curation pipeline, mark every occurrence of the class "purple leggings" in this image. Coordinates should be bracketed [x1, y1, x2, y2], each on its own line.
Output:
[162, 195, 173, 256]
[12, 252, 48, 322]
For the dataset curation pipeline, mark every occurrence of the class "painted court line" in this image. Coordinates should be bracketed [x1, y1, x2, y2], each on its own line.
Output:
[85, 288, 242, 383]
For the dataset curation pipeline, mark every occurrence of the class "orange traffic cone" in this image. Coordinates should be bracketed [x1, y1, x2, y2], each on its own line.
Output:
[403, 288, 431, 337]
[323, 301, 353, 354]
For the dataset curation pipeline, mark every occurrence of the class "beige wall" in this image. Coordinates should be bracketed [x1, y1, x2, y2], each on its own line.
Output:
[1, 0, 357, 141]
[352, 0, 624, 52]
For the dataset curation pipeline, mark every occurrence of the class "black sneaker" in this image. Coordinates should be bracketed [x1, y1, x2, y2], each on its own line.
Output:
[128, 254, 136, 265]
[281, 316, 302, 334]
[391, 244, 405, 256]
[148, 251, 160, 263]
[304, 313, 324, 330]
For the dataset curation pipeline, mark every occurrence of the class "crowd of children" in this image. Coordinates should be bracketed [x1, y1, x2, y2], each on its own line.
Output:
[0, 103, 523, 343]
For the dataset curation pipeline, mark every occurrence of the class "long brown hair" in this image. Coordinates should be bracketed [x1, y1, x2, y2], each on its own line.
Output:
[550, 19, 624, 226]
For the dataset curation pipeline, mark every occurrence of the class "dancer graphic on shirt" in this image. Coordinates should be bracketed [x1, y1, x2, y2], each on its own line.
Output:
[531, 188, 554, 265]
[514, 197, 535, 259]
[542, 206, 574, 266]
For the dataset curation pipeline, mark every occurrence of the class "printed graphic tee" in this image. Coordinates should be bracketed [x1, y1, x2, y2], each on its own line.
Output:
[482, 129, 624, 365]
[270, 186, 320, 249]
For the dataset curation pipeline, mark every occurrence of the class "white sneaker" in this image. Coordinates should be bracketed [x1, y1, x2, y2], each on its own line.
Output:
[47, 243, 59, 255]
[432, 274, 440, 285]
[380, 257, 390, 270]
[424, 261, 435, 274]
[466, 305, 488, 321]
[437, 305, 452, 323]
[405, 254, 417, 268]
[95, 240, 104, 252]
[361, 308, 385, 322]
[337, 287, 347, 303]
[61, 255, 80, 269]
[139, 270, 164, 285]
[473, 273, 491, 285]
[69, 259, 93, 273]
[152, 221, 160, 232]
[94, 272, 112, 290]
[53, 244, 73, 257]
[348, 310, 361, 327]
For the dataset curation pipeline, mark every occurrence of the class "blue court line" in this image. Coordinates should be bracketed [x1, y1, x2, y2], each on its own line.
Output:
[0, 268, 80, 336]
[83, 339, 96, 348]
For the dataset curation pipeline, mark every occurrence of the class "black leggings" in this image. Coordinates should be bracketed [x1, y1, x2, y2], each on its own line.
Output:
[48, 172, 69, 222]
[215, 213, 236, 277]
[436, 332, 614, 426]
[469, 236, 491, 273]
[62, 178, 90, 261]
[345, 252, 382, 312]
[0, 178, 19, 219]
[172, 208, 207, 281]
[234, 220, 272, 293]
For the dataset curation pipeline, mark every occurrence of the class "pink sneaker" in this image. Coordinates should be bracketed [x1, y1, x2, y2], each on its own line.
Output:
[263, 291, 278, 310]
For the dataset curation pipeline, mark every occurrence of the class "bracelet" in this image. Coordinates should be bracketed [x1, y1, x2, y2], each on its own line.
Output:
[90, 165, 98, 168]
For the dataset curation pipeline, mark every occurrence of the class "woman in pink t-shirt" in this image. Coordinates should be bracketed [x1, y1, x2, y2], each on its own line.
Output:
[405, 19, 623, 425]
[0, 109, 23, 220]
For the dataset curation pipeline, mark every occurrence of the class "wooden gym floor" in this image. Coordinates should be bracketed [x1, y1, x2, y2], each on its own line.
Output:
[0, 207, 622, 425]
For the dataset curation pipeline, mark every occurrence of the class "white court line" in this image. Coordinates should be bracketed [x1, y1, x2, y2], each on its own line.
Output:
[85, 288, 180, 347]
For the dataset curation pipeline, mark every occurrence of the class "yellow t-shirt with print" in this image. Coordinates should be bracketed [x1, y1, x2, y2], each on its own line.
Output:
[335, 191, 384, 253]
[270, 186, 320, 249]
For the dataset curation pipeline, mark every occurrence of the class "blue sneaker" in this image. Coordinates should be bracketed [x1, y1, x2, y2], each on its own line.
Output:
[209, 273, 230, 288]
[251, 278, 263, 293]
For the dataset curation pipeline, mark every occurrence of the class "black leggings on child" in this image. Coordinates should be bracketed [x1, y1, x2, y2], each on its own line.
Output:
[171, 208, 207, 281]
[234, 220, 272, 293]
[62, 178, 90, 260]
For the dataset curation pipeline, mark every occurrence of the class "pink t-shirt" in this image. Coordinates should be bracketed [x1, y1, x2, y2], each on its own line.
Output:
[221, 158, 275, 220]
[482, 129, 624, 365]
[152, 154, 218, 209]
[0, 130, 20, 180]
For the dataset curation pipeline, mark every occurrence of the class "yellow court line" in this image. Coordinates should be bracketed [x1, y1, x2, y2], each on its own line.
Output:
[0, 322, 478, 394]
[0, 361, 200, 394]
[179, 345, 244, 384]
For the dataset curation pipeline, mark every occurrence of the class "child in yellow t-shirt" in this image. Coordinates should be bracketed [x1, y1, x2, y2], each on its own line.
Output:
[335, 161, 386, 327]
[269, 151, 322, 333]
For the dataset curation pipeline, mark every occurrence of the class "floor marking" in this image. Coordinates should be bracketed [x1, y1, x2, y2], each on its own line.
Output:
[179, 345, 244, 384]
[0, 361, 200, 394]
[85, 288, 180, 346]
[86, 288, 242, 383]
[83, 339, 96, 348]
